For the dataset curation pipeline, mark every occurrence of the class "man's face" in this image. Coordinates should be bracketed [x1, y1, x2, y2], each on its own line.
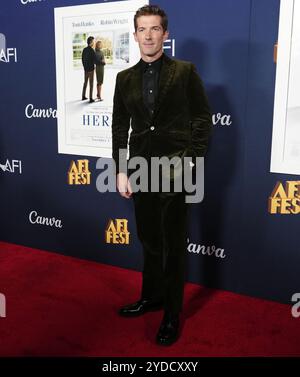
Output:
[134, 15, 169, 60]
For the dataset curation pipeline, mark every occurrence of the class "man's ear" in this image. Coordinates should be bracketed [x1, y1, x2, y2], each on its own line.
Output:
[163, 30, 169, 42]
[133, 31, 138, 42]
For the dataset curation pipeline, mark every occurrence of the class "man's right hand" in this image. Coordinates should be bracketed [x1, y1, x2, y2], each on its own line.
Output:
[116, 173, 133, 199]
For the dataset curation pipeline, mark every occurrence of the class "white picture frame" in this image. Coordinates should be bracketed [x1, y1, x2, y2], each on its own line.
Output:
[54, 0, 147, 158]
[270, 0, 300, 174]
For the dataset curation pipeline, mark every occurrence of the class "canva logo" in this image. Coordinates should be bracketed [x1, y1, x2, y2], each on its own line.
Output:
[105, 219, 130, 244]
[268, 181, 300, 214]
[0, 159, 22, 174]
[291, 293, 300, 318]
[0, 33, 17, 63]
[29, 210, 63, 228]
[187, 238, 226, 259]
[212, 113, 232, 126]
[0, 293, 6, 318]
[25, 104, 57, 118]
[20, 0, 45, 5]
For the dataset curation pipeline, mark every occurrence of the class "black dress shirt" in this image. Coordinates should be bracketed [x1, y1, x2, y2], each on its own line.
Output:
[140, 54, 163, 114]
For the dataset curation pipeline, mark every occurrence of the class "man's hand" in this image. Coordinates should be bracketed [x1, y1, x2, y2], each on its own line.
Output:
[117, 173, 133, 199]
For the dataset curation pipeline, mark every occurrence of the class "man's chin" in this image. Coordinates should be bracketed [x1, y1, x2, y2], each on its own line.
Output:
[143, 50, 160, 58]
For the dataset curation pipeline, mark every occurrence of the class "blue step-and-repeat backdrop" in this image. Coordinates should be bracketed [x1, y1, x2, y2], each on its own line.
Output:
[1, 0, 299, 304]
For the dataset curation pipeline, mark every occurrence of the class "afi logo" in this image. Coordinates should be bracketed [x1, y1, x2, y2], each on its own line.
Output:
[291, 293, 300, 318]
[163, 38, 175, 57]
[0, 293, 6, 318]
[0, 48, 17, 63]
[0, 33, 17, 63]
[0, 159, 22, 174]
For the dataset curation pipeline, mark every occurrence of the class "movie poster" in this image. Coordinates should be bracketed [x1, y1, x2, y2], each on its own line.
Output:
[54, 0, 147, 158]
[271, 0, 300, 174]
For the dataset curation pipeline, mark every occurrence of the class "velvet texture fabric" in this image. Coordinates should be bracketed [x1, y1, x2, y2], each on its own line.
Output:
[133, 191, 188, 314]
[112, 53, 212, 176]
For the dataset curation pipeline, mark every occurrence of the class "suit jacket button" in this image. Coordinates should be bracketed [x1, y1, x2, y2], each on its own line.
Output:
[150, 126, 155, 131]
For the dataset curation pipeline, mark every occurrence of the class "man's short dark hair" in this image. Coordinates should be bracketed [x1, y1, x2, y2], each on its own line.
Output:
[87, 36, 94, 45]
[134, 4, 168, 32]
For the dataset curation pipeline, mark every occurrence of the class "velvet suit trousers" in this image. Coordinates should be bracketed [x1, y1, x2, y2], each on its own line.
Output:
[132, 191, 188, 315]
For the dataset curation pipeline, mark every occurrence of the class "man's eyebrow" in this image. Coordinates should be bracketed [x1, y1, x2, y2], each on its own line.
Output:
[137, 25, 162, 28]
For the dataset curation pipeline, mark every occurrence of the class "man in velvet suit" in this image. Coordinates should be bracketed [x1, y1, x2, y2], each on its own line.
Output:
[112, 5, 211, 346]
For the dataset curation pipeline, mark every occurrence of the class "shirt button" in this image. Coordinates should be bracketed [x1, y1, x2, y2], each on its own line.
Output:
[150, 126, 155, 131]
[149, 89, 153, 93]
[149, 70, 153, 74]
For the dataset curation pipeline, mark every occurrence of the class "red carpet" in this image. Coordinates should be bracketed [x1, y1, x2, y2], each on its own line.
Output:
[0, 241, 299, 356]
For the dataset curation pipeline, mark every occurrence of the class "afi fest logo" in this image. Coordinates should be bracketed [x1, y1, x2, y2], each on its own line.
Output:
[0, 293, 6, 318]
[268, 181, 300, 214]
[68, 160, 91, 185]
[0, 33, 17, 63]
[105, 219, 130, 244]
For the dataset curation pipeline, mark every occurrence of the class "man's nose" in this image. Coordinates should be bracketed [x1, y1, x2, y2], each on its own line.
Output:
[145, 31, 152, 39]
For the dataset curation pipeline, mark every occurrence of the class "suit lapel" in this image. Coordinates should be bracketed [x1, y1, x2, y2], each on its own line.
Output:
[154, 54, 176, 115]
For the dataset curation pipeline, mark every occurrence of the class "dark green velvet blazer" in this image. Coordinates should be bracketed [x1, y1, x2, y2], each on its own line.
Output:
[112, 53, 212, 174]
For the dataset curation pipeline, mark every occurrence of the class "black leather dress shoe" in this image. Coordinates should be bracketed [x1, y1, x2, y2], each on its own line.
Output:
[156, 312, 180, 346]
[118, 298, 163, 317]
